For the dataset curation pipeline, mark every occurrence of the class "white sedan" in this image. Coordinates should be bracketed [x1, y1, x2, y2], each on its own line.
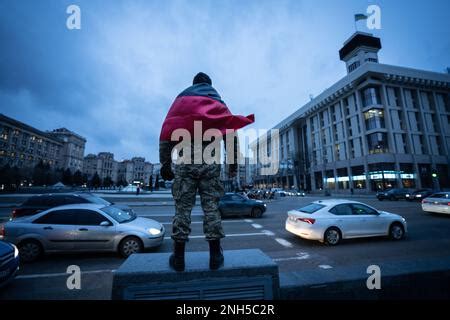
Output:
[421, 192, 450, 215]
[285, 199, 407, 245]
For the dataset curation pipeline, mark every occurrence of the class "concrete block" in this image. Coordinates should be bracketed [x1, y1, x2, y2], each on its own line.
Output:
[112, 249, 279, 300]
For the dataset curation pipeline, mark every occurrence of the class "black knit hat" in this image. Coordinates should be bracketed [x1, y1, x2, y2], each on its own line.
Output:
[193, 72, 212, 85]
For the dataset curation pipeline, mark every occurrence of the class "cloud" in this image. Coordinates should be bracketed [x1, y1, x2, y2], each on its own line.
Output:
[1, 0, 449, 163]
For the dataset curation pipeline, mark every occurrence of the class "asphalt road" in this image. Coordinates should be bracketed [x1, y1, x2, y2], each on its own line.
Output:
[1, 196, 450, 299]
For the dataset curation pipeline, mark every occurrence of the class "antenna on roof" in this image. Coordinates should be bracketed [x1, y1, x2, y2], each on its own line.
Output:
[309, 94, 314, 101]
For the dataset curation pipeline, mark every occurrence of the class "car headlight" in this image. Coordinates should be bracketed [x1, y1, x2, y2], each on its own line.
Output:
[13, 244, 19, 258]
[148, 228, 161, 235]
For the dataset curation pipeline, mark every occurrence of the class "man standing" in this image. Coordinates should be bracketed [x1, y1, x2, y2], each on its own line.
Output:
[159, 72, 254, 271]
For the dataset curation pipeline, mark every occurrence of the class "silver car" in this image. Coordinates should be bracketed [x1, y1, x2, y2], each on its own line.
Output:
[286, 199, 407, 245]
[3, 203, 165, 262]
[421, 192, 450, 215]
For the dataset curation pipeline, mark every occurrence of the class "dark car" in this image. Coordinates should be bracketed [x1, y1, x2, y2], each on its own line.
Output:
[405, 188, 436, 201]
[376, 188, 409, 201]
[11, 193, 132, 219]
[0, 238, 20, 288]
[219, 193, 267, 218]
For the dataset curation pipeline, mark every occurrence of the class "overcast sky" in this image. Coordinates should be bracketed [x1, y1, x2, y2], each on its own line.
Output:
[1, 0, 449, 163]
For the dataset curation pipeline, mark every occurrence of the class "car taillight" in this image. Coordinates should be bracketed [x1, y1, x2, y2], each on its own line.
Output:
[298, 218, 316, 224]
[11, 209, 17, 218]
[0, 224, 5, 238]
[422, 199, 428, 204]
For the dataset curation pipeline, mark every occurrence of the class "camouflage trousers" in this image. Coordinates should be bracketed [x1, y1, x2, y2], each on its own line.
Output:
[171, 164, 225, 241]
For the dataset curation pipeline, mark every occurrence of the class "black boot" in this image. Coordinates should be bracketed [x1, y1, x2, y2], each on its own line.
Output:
[169, 241, 185, 272]
[208, 239, 224, 270]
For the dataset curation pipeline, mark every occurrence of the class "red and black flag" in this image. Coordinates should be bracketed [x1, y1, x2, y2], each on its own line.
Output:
[160, 83, 255, 141]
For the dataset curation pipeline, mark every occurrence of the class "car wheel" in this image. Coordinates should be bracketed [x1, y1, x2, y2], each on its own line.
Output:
[119, 236, 143, 258]
[251, 207, 263, 218]
[324, 227, 341, 246]
[18, 239, 43, 263]
[389, 223, 405, 240]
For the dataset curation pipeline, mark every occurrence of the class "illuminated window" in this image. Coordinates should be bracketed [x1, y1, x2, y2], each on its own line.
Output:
[364, 109, 385, 130]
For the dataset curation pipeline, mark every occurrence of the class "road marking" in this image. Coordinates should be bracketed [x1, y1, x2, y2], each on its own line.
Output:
[318, 265, 333, 269]
[275, 238, 293, 248]
[163, 232, 267, 240]
[251, 223, 263, 229]
[244, 219, 253, 223]
[16, 269, 116, 280]
[261, 230, 275, 236]
[273, 252, 310, 262]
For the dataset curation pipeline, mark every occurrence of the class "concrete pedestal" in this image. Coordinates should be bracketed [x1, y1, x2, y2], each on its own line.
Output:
[111, 249, 279, 300]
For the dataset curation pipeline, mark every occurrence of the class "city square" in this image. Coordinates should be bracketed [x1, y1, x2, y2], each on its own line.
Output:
[1, 193, 450, 299]
[1, 0, 450, 306]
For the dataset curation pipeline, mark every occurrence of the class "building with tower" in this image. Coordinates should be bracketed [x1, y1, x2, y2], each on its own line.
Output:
[251, 32, 450, 193]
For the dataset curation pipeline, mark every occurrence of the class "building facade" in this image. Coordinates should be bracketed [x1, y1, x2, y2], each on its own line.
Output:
[252, 32, 450, 193]
[48, 128, 86, 173]
[83, 152, 118, 183]
[0, 114, 86, 172]
[117, 157, 153, 185]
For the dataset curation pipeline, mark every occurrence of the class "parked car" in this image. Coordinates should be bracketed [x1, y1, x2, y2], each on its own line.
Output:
[285, 199, 407, 245]
[406, 188, 435, 201]
[11, 193, 133, 219]
[421, 192, 450, 215]
[376, 188, 410, 201]
[0, 239, 20, 288]
[219, 193, 267, 218]
[3, 203, 165, 262]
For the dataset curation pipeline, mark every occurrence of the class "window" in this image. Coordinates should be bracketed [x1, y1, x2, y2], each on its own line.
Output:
[351, 203, 378, 215]
[74, 209, 109, 226]
[231, 194, 245, 201]
[79, 194, 111, 206]
[63, 196, 87, 205]
[329, 204, 353, 215]
[429, 193, 450, 199]
[364, 109, 385, 130]
[362, 87, 381, 107]
[365, 57, 378, 63]
[297, 203, 325, 214]
[348, 61, 360, 73]
[343, 97, 350, 116]
[367, 132, 389, 154]
[101, 206, 136, 223]
[33, 210, 77, 225]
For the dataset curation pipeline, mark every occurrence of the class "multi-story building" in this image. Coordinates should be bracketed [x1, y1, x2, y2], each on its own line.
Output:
[252, 32, 450, 193]
[83, 152, 118, 183]
[0, 113, 86, 172]
[117, 157, 153, 185]
[48, 128, 86, 173]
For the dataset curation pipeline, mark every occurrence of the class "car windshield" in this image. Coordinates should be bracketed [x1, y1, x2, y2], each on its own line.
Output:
[101, 205, 135, 223]
[80, 194, 111, 206]
[297, 203, 325, 214]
